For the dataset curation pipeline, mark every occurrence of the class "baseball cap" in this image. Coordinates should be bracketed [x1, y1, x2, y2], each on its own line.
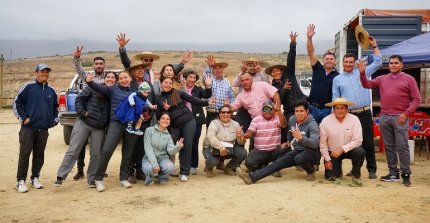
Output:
[35, 64, 52, 72]
[262, 101, 274, 108]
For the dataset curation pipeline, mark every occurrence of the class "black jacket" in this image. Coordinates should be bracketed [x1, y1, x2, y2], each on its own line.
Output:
[272, 42, 307, 115]
[156, 90, 209, 128]
[186, 86, 212, 125]
[75, 87, 110, 129]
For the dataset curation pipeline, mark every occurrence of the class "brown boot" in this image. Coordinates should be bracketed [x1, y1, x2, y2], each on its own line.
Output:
[206, 168, 214, 178]
[236, 167, 253, 185]
[216, 161, 226, 170]
[306, 171, 316, 181]
[224, 168, 235, 176]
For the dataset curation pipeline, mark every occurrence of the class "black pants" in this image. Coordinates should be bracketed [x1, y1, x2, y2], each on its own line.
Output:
[203, 145, 247, 170]
[172, 118, 196, 175]
[77, 145, 86, 172]
[250, 149, 320, 182]
[351, 110, 377, 173]
[245, 147, 286, 172]
[324, 147, 365, 179]
[16, 127, 49, 181]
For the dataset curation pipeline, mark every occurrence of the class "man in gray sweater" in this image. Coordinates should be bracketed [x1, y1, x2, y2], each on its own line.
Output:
[237, 100, 321, 184]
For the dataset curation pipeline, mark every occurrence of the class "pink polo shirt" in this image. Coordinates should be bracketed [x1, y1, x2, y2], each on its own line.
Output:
[231, 81, 278, 118]
[319, 113, 363, 161]
[248, 115, 281, 151]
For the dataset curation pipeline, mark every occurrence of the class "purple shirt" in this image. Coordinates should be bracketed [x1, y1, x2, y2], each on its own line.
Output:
[360, 72, 421, 116]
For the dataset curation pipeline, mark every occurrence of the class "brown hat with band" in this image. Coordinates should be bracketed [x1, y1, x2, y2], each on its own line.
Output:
[265, 64, 286, 75]
[355, 25, 370, 50]
[126, 60, 149, 72]
[134, 51, 160, 61]
[212, 61, 228, 68]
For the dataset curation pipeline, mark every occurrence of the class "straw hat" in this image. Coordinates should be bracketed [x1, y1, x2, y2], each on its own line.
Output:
[133, 51, 160, 61]
[265, 65, 286, 75]
[355, 25, 370, 50]
[242, 57, 259, 64]
[325, 98, 355, 107]
[126, 60, 148, 72]
[212, 61, 228, 68]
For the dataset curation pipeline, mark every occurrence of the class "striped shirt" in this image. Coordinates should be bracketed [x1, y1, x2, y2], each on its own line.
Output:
[332, 55, 382, 109]
[248, 115, 281, 151]
[203, 66, 235, 110]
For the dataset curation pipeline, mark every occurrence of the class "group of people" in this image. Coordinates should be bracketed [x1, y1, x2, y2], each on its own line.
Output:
[13, 24, 420, 193]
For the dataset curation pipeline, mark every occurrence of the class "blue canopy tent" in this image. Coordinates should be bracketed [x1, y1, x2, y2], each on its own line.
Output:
[380, 32, 430, 68]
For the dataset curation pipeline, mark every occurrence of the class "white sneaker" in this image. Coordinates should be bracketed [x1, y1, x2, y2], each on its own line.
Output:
[31, 177, 43, 189]
[190, 168, 197, 175]
[179, 175, 188, 182]
[16, 180, 28, 193]
[120, 180, 132, 188]
[95, 180, 105, 192]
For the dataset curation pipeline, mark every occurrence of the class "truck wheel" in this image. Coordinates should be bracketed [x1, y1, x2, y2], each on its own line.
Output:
[63, 126, 73, 145]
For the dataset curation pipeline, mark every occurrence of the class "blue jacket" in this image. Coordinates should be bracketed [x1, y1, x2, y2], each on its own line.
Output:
[87, 81, 134, 121]
[13, 80, 59, 130]
[116, 92, 149, 124]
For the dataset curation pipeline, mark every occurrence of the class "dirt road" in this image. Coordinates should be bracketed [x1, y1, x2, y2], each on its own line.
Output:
[0, 109, 429, 223]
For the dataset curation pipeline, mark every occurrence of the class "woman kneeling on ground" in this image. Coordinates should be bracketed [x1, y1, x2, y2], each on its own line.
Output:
[143, 112, 184, 185]
[203, 105, 247, 177]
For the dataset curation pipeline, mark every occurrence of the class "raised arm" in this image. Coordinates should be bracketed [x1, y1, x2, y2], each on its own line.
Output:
[86, 76, 113, 98]
[358, 60, 379, 89]
[285, 31, 298, 79]
[364, 36, 383, 77]
[306, 24, 318, 66]
[73, 46, 87, 79]
[117, 33, 131, 69]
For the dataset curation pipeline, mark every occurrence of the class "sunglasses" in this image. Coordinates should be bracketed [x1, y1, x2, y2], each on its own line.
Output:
[262, 107, 273, 112]
[220, 111, 231, 114]
[143, 58, 153, 62]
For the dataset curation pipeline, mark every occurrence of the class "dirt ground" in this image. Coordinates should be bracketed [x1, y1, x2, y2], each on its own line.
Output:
[1, 109, 430, 223]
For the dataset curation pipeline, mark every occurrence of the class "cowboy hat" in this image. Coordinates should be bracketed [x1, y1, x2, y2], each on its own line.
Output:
[265, 65, 286, 75]
[133, 51, 160, 61]
[242, 57, 259, 64]
[212, 61, 228, 68]
[325, 98, 355, 107]
[126, 60, 148, 72]
[355, 25, 370, 50]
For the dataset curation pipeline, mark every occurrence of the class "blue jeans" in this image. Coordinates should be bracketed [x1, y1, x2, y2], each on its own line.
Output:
[142, 157, 175, 183]
[309, 105, 331, 125]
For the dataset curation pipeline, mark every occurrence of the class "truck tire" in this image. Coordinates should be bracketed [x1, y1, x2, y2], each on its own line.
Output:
[63, 126, 73, 145]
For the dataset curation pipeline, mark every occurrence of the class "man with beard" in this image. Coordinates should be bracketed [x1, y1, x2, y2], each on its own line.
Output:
[72, 46, 107, 181]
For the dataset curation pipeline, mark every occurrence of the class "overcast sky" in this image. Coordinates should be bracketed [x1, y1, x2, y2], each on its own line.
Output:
[0, 0, 428, 58]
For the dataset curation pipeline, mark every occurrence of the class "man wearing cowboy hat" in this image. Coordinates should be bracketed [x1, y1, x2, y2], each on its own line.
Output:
[358, 55, 420, 187]
[332, 34, 382, 180]
[233, 57, 269, 93]
[116, 33, 192, 85]
[320, 98, 365, 184]
[266, 31, 307, 149]
[203, 55, 236, 125]
[306, 24, 339, 125]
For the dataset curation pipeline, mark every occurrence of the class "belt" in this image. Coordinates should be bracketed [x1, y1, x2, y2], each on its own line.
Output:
[206, 108, 219, 113]
[349, 106, 370, 114]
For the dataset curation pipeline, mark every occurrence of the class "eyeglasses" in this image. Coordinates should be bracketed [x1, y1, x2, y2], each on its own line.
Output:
[220, 111, 231, 114]
[262, 107, 273, 112]
[143, 58, 153, 62]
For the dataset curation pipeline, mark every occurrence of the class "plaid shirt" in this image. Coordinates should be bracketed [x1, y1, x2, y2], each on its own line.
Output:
[203, 66, 235, 110]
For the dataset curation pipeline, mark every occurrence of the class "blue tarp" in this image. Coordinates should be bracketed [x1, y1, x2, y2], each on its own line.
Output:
[380, 32, 430, 66]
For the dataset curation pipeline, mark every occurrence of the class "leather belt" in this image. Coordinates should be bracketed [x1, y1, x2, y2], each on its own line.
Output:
[349, 106, 370, 114]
